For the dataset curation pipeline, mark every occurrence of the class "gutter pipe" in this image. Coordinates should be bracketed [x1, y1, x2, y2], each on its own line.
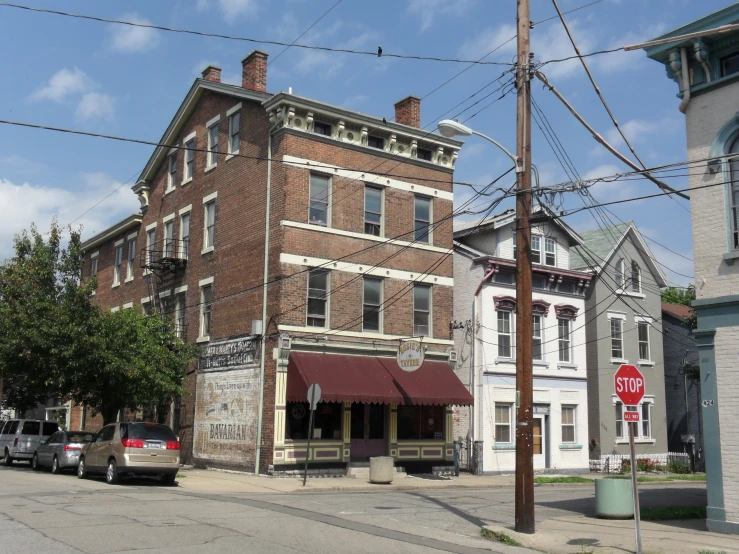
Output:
[678, 47, 691, 114]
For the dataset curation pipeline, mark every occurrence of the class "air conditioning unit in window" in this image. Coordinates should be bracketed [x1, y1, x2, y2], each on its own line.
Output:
[448, 349, 458, 369]
[277, 333, 292, 360]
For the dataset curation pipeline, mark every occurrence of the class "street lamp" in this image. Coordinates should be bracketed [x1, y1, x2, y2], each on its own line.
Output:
[438, 120, 539, 187]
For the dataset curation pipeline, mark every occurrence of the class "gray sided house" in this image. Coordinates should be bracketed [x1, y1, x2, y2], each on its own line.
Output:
[571, 223, 669, 459]
[661, 303, 703, 472]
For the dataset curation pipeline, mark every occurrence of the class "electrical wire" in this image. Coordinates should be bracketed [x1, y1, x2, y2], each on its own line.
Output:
[268, 0, 343, 66]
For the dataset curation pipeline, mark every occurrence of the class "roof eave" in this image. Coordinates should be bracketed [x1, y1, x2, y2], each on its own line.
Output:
[81, 213, 143, 252]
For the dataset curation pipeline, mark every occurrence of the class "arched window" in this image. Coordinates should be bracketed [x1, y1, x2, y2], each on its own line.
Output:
[631, 261, 641, 293]
[615, 258, 625, 288]
[729, 136, 739, 250]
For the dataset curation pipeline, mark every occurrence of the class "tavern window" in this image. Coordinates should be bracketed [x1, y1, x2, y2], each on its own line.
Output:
[414, 196, 431, 243]
[364, 186, 382, 236]
[306, 269, 328, 327]
[413, 284, 431, 336]
[397, 405, 444, 440]
[309, 174, 330, 226]
[362, 277, 382, 332]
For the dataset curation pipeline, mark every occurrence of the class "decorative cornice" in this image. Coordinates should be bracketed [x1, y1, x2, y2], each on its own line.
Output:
[554, 304, 579, 319]
[532, 299, 551, 316]
[493, 295, 517, 311]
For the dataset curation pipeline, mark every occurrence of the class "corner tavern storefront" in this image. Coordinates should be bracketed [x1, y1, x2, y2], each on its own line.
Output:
[272, 351, 473, 469]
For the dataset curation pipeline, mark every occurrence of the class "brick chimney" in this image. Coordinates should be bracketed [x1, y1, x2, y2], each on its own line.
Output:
[242, 50, 268, 92]
[201, 65, 222, 82]
[394, 96, 421, 128]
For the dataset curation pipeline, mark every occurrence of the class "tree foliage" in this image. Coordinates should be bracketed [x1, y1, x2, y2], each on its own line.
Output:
[661, 285, 697, 330]
[0, 221, 197, 424]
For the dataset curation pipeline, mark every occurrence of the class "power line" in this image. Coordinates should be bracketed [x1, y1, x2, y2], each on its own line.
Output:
[0, 2, 512, 66]
[532, 0, 603, 25]
[268, 0, 343, 66]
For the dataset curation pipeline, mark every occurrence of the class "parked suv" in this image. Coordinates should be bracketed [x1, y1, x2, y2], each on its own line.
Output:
[0, 419, 59, 465]
[78, 422, 180, 485]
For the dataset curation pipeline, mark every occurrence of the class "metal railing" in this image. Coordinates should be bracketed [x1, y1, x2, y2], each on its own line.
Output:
[140, 238, 188, 272]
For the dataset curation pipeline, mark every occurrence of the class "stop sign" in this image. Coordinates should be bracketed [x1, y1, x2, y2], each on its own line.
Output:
[614, 364, 645, 406]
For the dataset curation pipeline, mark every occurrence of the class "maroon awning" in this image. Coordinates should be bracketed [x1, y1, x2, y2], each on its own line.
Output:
[286, 351, 473, 406]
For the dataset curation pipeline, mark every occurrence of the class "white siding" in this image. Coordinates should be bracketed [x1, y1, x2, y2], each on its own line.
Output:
[495, 221, 571, 269]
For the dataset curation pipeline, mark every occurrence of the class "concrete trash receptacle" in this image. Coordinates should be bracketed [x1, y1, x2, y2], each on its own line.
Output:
[369, 456, 394, 484]
[595, 478, 634, 519]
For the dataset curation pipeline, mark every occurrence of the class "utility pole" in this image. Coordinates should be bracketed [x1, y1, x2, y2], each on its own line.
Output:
[514, 0, 535, 535]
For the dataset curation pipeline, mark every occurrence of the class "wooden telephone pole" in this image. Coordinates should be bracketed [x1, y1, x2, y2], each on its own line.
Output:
[514, 0, 535, 535]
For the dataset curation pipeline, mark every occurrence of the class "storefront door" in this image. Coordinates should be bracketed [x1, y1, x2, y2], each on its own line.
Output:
[533, 416, 546, 469]
[350, 403, 386, 459]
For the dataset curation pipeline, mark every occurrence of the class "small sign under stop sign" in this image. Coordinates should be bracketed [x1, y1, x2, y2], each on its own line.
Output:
[614, 364, 645, 406]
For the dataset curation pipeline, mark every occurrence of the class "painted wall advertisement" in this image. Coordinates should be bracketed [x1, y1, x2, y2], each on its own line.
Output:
[193, 336, 261, 466]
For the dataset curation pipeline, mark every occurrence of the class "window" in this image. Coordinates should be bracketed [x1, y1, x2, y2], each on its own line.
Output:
[286, 401, 342, 440]
[631, 261, 641, 293]
[615, 402, 623, 439]
[184, 138, 195, 181]
[175, 293, 186, 339]
[313, 121, 331, 136]
[200, 285, 212, 338]
[532, 314, 543, 361]
[364, 186, 382, 236]
[309, 174, 329, 226]
[90, 255, 98, 278]
[494, 404, 512, 443]
[180, 213, 190, 259]
[228, 112, 240, 154]
[207, 122, 218, 167]
[113, 244, 123, 286]
[558, 318, 571, 362]
[544, 237, 556, 266]
[615, 258, 625, 288]
[532, 276, 548, 290]
[397, 405, 444, 440]
[126, 238, 136, 281]
[164, 220, 174, 258]
[641, 403, 651, 438]
[616, 401, 649, 439]
[531, 234, 541, 264]
[512, 228, 517, 260]
[21, 421, 41, 435]
[167, 154, 177, 190]
[497, 310, 512, 358]
[367, 135, 384, 149]
[722, 52, 739, 77]
[610, 318, 623, 359]
[204, 201, 216, 250]
[307, 269, 328, 327]
[362, 277, 382, 332]
[729, 137, 739, 250]
[413, 285, 431, 336]
[142, 300, 152, 315]
[146, 228, 156, 265]
[638, 322, 650, 361]
[561, 406, 576, 443]
[414, 196, 431, 243]
[417, 147, 432, 161]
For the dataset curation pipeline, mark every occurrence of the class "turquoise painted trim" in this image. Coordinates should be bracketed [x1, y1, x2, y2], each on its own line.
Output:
[491, 444, 516, 451]
[687, 72, 739, 99]
[693, 294, 739, 307]
[708, 113, 739, 159]
[695, 329, 726, 526]
[559, 443, 583, 450]
[693, 295, 739, 329]
[704, 114, 739, 254]
[707, 514, 739, 535]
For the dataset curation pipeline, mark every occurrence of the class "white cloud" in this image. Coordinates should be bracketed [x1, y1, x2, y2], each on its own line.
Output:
[76, 92, 115, 121]
[0, 174, 140, 262]
[0, 155, 46, 173]
[109, 13, 160, 53]
[29, 67, 95, 102]
[408, 0, 476, 32]
[590, 117, 680, 158]
[594, 23, 667, 72]
[198, 0, 256, 20]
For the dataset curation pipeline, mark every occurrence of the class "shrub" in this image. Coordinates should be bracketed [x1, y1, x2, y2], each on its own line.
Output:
[667, 459, 691, 474]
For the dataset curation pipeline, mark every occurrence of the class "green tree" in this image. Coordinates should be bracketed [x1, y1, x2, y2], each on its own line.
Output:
[661, 285, 695, 306]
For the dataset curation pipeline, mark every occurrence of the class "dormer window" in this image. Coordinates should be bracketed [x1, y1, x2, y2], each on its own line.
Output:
[544, 237, 556, 266]
[314, 121, 332, 136]
[722, 52, 739, 77]
[367, 136, 384, 149]
[417, 148, 432, 161]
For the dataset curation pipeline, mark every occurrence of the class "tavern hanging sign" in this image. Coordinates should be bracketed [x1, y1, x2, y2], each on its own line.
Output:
[397, 339, 425, 372]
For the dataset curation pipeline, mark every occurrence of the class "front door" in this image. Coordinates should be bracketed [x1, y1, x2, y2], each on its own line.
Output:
[532, 416, 546, 469]
[350, 403, 386, 459]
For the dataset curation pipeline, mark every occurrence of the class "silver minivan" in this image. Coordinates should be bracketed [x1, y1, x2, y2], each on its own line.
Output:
[0, 419, 59, 465]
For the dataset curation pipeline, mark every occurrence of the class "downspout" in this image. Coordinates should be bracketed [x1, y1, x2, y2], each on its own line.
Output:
[471, 265, 496, 442]
[255, 116, 281, 475]
[678, 47, 691, 114]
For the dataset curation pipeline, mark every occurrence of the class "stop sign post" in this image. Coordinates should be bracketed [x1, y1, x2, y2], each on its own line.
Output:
[614, 364, 644, 553]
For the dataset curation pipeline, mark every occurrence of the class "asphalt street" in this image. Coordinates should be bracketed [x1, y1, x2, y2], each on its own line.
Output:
[0, 464, 707, 553]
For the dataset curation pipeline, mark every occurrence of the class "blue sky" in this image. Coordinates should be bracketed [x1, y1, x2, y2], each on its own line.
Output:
[0, 0, 716, 287]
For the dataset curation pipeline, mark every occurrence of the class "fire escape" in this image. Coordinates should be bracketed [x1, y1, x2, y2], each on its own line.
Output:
[140, 238, 188, 337]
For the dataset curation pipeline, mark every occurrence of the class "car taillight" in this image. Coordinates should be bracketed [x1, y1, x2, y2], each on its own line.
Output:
[121, 438, 145, 448]
[13, 438, 17, 447]
[64, 445, 82, 451]
[166, 441, 180, 450]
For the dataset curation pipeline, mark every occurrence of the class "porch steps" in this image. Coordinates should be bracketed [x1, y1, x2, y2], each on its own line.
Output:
[346, 463, 406, 479]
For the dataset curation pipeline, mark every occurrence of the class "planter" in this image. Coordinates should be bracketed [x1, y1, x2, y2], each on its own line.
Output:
[595, 478, 634, 519]
[369, 456, 394, 484]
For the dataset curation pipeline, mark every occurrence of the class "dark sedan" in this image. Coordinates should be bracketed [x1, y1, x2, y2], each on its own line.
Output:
[32, 430, 95, 474]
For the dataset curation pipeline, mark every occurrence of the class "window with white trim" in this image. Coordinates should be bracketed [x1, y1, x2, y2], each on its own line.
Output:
[497, 310, 512, 358]
[512, 228, 517, 260]
[544, 237, 556, 266]
[146, 228, 156, 265]
[228, 112, 240, 154]
[180, 213, 190, 259]
[615, 258, 625, 288]
[362, 277, 382, 332]
[631, 261, 641, 293]
[126, 238, 136, 281]
[558, 318, 571, 362]
[641, 402, 651, 438]
[184, 138, 195, 181]
[175, 293, 186, 339]
[414, 196, 431, 243]
[610, 318, 623, 359]
[207, 122, 218, 167]
[204, 201, 216, 250]
[531, 234, 541, 264]
[561, 406, 576, 443]
[113, 244, 123, 286]
[615, 400, 652, 440]
[90, 255, 98, 279]
[164, 220, 174, 257]
[637, 321, 650, 361]
[142, 299, 152, 316]
[309, 174, 329, 226]
[615, 402, 624, 439]
[495, 404, 512, 443]
[364, 186, 382, 236]
[167, 154, 177, 190]
[306, 269, 328, 327]
[532, 314, 543, 361]
[200, 284, 212, 338]
[413, 284, 431, 336]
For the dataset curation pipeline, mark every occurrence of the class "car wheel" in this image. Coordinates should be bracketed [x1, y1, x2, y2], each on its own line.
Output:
[77, 457, 87, 479]
[51, 456, 60, 475]
[106, 459, 119, 485]
[3, 449, 13, 466]
[162, 473, 176, 486]
[31, 453, 39, 471]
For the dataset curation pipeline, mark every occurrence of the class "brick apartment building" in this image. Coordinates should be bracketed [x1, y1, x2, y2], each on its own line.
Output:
[80, 51, 472, 474]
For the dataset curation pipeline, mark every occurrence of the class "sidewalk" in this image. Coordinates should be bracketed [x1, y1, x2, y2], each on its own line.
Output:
[483, 515, 739, 554]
